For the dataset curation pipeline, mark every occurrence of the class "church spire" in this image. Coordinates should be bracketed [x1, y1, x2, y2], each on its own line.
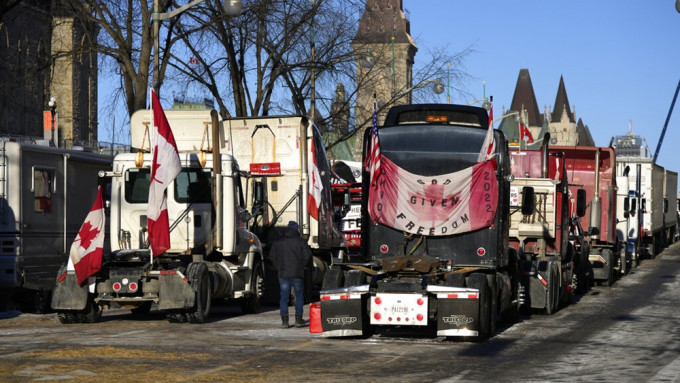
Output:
[551, 75, 575, 123]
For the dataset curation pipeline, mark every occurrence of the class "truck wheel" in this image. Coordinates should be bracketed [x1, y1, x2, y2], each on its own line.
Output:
[344, 270, 367, 287]
[311, 256, 328, 286]
[544, 262, 559, 315]
[242, 262, 264, 314]
[468, 273, 491, 340]
[75, 295, 102, 324]
[186, 262, 211, 324]
[166, 310, 188, 323]
[57, 311, 77, 324]
[602, 249, 614, 287]
[322, 268, 344, 290]
[486, 274, 497, 337]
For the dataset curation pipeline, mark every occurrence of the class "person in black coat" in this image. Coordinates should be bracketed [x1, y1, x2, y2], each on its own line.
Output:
[270, 221, 313, 328]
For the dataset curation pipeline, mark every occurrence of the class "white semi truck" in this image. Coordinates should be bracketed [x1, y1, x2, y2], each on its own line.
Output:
[52, 110, 264, 323]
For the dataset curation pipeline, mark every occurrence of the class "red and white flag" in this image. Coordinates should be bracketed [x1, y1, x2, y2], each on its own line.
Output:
[308, 131, 323, 220]
[68, 186, 105, 285]
[368, 156, 498, 236]
[519, 122, 534, 143]
[477, 103, 496, 162]
[148, 89, 181, 257]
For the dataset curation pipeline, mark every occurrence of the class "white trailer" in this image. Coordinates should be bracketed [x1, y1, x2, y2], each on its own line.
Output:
[617, 159, 665, 258]
[225, 115, 347, 274]
[0, 138, 112, 312]
[615, 166, 635, 274]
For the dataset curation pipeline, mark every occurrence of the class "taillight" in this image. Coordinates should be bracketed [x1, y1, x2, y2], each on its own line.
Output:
[112, 282, 122, 292]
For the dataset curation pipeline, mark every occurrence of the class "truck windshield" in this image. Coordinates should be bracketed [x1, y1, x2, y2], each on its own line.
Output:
[125, 168, 150, 204]
[174, 168, 212, 203]
[124, 168, 213, 204]
[379, 124, 487, 175]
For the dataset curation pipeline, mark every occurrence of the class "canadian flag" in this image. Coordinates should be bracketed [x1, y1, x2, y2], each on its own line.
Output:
[147, 89, 181, 257]
[68, 186, 105, 285]
[520, 122, 534, 143]
[477, 102, 496, 163]
[308, 134, 323, 220]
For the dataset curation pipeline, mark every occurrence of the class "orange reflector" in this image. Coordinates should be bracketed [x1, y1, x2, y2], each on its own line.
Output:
[426, 115, 449, 123]
[57, 273, 67, 283]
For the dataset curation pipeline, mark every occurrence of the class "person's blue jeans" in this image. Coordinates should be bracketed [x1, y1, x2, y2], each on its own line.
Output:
[279, 277, 304, 317]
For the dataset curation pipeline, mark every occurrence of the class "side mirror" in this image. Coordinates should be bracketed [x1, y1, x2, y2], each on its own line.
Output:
[576, 189, 587, 218]
[521, 186, 535, 216]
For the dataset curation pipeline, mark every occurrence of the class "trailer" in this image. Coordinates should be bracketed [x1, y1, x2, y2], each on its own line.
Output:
[319, 104, 521, 340]
[615, 159, 665, 258]
[615, 165, 636, 275]
[550, 146, 618, 286]
[0, 138, 112, 312]
[52, 109, 265, 323]
[226, 115, 348, 291]
[508, 137, 588, 314]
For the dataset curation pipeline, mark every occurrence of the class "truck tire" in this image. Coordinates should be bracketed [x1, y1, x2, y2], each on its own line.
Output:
[544, 262, 559, 315]
[242, 262, 264, 314]
[185, 262, 211, 324]
[468, 273, 491, 340]
[344, 270, 367, 287]
[166, 310, 188, 323]
[601, 249, 615, 287]
[74, 295, 102, 324]
[322, 268, 344, 290]
[486, 274, 497, 337]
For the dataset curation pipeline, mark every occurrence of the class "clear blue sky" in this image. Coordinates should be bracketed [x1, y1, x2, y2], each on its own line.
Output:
[407, 0, 680, 176]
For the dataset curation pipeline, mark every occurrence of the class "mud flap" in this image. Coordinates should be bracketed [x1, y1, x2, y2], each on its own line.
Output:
[435, 290, 479, 337]
[158, 272, 196, 310]
[51, 272, 88, 310]
[320, 287, 369, 337]
[590, 252, 607, 281]
[524, 260, 549, 310]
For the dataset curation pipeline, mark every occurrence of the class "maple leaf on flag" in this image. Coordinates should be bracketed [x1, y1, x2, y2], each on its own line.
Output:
[76, 221, 100, 250]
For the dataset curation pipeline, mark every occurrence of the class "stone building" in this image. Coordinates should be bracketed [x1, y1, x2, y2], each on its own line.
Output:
[0, 0, 98, 147]
[351, 0, 417, 160]
[499, 68, 594, 148]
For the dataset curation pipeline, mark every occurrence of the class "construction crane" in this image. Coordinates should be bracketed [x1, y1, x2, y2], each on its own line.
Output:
[653, 78, 680, 164]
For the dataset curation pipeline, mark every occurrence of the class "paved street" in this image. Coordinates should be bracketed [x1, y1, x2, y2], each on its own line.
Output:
[2, 243, 680, 382]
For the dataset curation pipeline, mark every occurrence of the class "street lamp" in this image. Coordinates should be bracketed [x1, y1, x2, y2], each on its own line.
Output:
[48, 96, 57, 147]
[152, 0, 243, 94]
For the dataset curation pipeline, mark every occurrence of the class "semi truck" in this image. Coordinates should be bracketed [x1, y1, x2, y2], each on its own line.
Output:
[319, 103, 521, 340]
[615, 165, 636, 275]
[551, 146, 618, 286]
[52, 110, 265, 323]
[508, 137, 588, 314]
[0, 137, 112, 312]
[616, 159, 665, 258]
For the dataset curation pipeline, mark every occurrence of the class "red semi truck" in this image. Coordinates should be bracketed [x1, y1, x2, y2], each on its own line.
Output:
[550, 146, 618, 286]
[509, 137, 588, 314]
